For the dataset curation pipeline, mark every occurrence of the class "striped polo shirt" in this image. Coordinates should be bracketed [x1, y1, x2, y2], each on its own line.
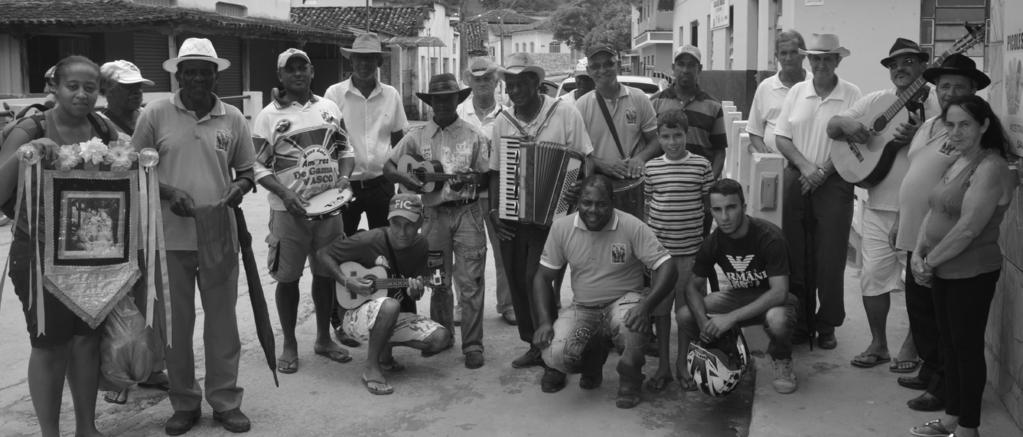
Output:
[650, 87, 727, 160]
[643, 153, 714, 256]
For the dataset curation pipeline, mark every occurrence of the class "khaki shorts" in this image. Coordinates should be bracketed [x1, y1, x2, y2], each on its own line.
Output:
[266, 211, 342, 283]
[860, 208, 905, 297]
[342, 297, 444, 344]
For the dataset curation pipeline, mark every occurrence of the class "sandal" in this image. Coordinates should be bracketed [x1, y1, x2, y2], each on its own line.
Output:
[379, 359, 406, 373]
[890, 358, 922, 374]
[850, 352, 891, 368]
[103, 389, 129, 405]
[644, 375, 671, 393]
[277, 357, 299, 374]
[910, 419, 954, 437]
[361, 374, 394, 395]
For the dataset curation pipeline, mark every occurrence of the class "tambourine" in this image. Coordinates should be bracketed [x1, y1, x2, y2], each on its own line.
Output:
[304, 188, 354, 220]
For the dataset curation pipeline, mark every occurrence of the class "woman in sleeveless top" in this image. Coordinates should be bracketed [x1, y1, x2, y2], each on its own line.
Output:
[909, 95, 1018, 437]
[0, 55, 112, 437]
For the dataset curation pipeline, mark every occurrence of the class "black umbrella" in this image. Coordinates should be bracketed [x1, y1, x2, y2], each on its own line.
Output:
[802, 193, 817, 350]
[233, 206, 279, 387]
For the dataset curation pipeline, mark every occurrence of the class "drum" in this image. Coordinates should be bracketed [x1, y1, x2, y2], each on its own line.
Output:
[612, 177, 645, 220]
[304, 188, 354, 220]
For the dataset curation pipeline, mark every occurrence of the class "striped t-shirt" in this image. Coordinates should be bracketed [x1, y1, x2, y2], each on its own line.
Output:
[650, 87, 727, 161]
[643, 153, 713, 256]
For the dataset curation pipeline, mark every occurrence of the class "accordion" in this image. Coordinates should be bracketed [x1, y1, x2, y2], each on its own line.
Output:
[497, 137, 585, 226]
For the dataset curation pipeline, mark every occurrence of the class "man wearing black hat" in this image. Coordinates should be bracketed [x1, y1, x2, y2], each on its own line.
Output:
[895, 53, 989, 415]
[384, 73, 491, 369]
[827, 38, 939, 373]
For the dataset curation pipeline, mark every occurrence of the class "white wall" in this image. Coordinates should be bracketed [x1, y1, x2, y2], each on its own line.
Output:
[176, 0, 292, 20]
[0, 34, 23, 96]
[510, 29, 557, 55]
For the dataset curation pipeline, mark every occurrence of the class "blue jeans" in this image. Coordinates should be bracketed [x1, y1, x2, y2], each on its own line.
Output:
[423, 200, 487, 354]
[541, 292, 649, 390]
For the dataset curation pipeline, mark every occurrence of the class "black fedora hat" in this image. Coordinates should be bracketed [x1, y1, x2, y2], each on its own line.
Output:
[416, 73, 472, 105]
[880, 38, 929, 67]
[922, 53, 990, 90]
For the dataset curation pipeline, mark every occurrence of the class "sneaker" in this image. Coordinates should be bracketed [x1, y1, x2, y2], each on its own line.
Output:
[464, 351, 484, 369]
[771, 358, 798, 394]
[541, 367, 566, 393]
[164, 408, 201, 436]
[212, 408, 251, 433]
[511, 346, 544, 368]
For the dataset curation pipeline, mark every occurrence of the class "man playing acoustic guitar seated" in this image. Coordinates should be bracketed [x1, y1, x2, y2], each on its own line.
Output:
[316, 194, 452, 395]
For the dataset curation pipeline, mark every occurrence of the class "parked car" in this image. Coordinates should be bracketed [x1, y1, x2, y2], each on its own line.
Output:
[556, 75, 668, 99]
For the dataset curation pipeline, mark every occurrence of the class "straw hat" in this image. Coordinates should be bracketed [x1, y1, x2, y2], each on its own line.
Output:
[798, 33, 850, 58]
[163, 38, 231, 73]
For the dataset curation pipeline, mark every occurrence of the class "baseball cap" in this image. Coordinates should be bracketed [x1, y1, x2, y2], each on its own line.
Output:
[586, 45, 618, 59]
[100, 60, 155, 86]
[388, 193, 424, 222]
[674, 45, 702, 63]
[277, 48, 311, 70]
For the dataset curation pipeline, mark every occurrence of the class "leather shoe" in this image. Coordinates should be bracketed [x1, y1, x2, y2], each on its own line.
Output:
[541, 368, 567, 393]
[816, 332, 837, 350]
[165, 408, 200, 436]
[511, 346, 544, 368]
[465, 351, 484, 369]
[212, 408, 251, 433]
[898, 375, 929, 390]
[501, 310, 518, 326]
[907, 392, 945, 412]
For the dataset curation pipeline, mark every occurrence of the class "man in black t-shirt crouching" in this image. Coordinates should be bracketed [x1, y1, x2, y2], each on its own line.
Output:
[677, 179, 799, 394]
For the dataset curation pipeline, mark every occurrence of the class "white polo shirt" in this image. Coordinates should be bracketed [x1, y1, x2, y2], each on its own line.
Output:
[746, 70, 811, 152]
[575, 83, 657, 162]
[540, 210, 671, 306]
[324, 79, 408, 181]
[774, 77, 862, 166]
[488, 95, 594, 170]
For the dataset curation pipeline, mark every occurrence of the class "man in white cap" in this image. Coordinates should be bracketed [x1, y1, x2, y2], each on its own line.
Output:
[747, 30, 811, 153]
[252, 48, 356, 376]
[132, 37, 255, 435]
[456, 57, 516, 326]
[488, 52, 593, 392]
[385, 73, 491, 369]
[650, 45, 727, 179]
[559, 58, 594, 104]
[773, 33, 861, 350]
[324, 33, 409, 237]
[99, 60, 154, 135]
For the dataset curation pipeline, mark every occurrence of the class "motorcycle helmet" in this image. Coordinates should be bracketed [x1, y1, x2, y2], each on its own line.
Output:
[686, 327, 751, 397]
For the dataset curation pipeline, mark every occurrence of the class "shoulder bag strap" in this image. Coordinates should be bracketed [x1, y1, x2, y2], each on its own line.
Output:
[596, 94, 628, 159]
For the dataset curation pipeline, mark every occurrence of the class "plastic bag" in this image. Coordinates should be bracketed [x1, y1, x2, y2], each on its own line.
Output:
[100, 296, 154, 391]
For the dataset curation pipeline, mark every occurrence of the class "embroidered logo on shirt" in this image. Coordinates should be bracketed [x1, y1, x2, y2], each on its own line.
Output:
[611, 243, 627, 264]
[625, 108, 637, 124]
[275, 119, 291, 133]
[215, 130, 233, 151]
[321, 111, 336, 124]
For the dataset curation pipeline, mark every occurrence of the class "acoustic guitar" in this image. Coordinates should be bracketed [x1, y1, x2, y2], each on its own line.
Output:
[335, 261, 443, 310]
[831, 23, 986, 188]
[396, 154, 473, 194]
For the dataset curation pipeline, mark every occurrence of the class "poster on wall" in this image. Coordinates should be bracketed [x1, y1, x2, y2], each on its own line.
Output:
[710, 0, 730, 30]
[1005, 0, 1023, 158]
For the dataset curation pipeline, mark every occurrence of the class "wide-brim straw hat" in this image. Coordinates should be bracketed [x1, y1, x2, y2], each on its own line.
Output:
[163, 37, 231, 73]
[502, 52, 545, 82]
[798, 33, 850, 58]
[341, 33, 384, 57]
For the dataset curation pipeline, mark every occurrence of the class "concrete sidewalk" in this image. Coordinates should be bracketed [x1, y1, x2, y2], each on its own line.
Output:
[748, 268, 1021, 437]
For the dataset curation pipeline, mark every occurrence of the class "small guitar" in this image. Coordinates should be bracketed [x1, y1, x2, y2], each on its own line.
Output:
[335, 261, 443, 310]
[831, 23, 986, 188]
[396, 154, 474, 194]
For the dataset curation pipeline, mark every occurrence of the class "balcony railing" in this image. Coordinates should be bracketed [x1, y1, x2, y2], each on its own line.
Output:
[632, 30, 673, 48]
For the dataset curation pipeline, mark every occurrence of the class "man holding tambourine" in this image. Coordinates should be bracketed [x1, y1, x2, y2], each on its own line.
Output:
[252, 48, 356, 376]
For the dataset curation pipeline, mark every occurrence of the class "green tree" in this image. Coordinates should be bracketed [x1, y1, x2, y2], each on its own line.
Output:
[550, 0, 636, 52]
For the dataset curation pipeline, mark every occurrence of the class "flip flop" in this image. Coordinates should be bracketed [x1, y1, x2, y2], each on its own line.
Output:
[890, 358, 922, 374]
[910, 419, 954, 437]
[315, 349, 353, 364]
[277, 356, 299, 374]
[644, 375, 671, 393]
[851, 352, 892, 368]
[361, 374, 394, 395]
[103, 389, 128, 405]
[379, 359, 406, 373]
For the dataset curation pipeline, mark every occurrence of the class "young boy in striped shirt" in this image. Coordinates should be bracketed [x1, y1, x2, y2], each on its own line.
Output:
[643, 109, 714, 392]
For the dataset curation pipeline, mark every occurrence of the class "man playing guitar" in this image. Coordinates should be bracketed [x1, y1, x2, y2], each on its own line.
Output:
[384, 73, 491, 370]
[316, 194, 452, 395]
[827, 38, 939, 372]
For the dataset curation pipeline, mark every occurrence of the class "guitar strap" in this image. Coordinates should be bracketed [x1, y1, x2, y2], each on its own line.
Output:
[382, 232, 406, 301]
[500, 99, 561, 141]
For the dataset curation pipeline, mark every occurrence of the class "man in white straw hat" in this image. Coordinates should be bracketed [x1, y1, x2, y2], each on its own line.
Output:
[98, 60, 154, 135]
[774, 32, 862, 352]
[487, 52, 593, 392]
[456, 57, 516, 327]
[133, 36, 255, 435]
[252, 48, 356, 377]
[385, 73, 491, 369]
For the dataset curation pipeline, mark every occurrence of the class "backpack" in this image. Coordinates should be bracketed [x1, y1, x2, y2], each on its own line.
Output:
[0, 110, 118, 217]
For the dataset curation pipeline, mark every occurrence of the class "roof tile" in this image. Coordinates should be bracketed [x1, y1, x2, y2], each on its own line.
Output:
[291, 6, 432, 37]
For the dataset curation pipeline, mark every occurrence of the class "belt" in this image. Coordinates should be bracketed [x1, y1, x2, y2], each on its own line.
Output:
[435, 198, 479, 208]
[349, 175, 388, 190]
